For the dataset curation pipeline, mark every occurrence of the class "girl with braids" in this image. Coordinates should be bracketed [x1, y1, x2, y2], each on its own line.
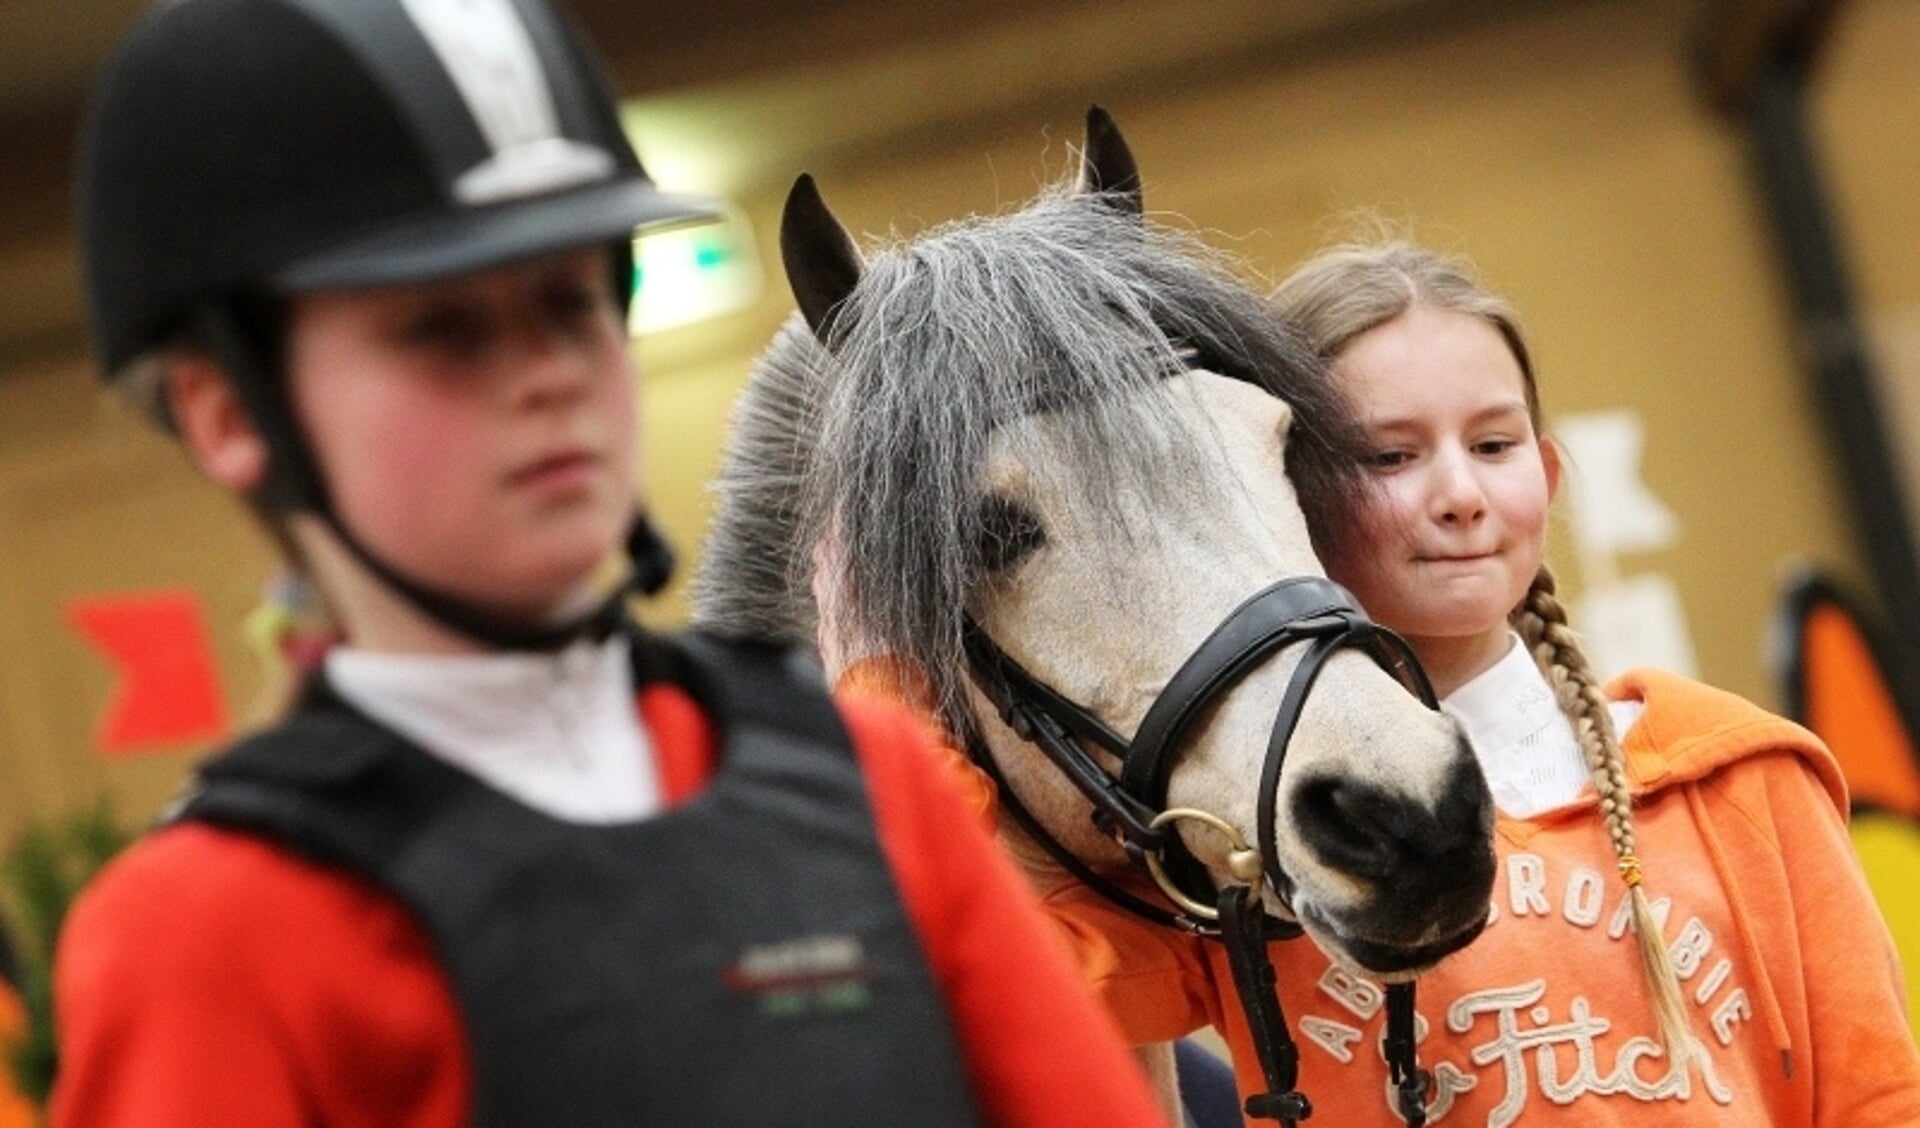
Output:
[819, 230, 1920, 1123]
[1265, 238, 1920, 1124]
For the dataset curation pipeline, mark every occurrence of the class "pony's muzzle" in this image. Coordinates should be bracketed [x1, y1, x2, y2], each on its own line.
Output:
[1289, 746, 1496, 941]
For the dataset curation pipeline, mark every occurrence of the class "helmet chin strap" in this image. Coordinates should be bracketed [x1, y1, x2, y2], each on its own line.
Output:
[198, 301, 670, 654]
[320, 507, 670, 651]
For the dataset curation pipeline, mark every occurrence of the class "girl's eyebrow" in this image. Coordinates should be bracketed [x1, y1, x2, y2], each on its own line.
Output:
[1361, 400, 1531, 433]
[1468, 400, 1533, 426]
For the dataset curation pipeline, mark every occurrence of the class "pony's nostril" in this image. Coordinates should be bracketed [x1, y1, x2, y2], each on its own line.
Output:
[1291, 755, 1495, 885]
[1290, 777, 1409, 879]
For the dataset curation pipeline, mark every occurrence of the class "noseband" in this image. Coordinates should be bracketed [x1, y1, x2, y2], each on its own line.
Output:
[963, 574, 1438, 1127]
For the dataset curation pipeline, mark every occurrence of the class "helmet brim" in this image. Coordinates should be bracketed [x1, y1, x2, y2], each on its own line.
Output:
[273, 177, 719, 293]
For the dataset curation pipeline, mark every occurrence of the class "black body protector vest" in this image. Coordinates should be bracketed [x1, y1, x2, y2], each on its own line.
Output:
[171, 632, 982, 1128]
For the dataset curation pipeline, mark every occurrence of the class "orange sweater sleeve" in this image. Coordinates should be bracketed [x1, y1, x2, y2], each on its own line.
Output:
[836, 694, 1171, 1126]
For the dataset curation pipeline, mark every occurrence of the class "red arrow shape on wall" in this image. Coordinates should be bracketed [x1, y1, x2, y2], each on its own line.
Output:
[66, 590, 230, 755]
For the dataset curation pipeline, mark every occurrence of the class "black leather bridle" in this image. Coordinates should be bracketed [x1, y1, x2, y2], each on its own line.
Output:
[963, 574, 1439, 1127]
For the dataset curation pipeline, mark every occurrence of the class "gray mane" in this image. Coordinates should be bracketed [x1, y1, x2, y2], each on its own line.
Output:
[693, 185, 1366, 732]
[690, 314, 829, 644]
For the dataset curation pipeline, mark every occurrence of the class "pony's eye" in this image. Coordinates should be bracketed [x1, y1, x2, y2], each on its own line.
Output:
[977, 494, 1047, 573]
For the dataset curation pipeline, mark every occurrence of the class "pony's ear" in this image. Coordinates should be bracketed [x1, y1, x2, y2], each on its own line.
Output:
[1076, 105, 1143, 216]
[780, 173, 865, 344]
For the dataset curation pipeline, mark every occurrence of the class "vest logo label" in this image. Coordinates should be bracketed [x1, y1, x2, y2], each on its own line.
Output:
[725, 934, 870, 1016]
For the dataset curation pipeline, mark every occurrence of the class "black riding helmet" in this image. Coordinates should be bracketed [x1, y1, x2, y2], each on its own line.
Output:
[79, 0, 715, 649]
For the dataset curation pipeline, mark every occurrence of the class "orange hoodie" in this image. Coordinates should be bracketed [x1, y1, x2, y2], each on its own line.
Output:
[844, 660, 1920, 1125]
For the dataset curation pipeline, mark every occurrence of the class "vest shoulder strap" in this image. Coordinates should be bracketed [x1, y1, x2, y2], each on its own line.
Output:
[170, 699, 453, 875]
[640, 629, 849, 751]
[173, 629, 850, 866]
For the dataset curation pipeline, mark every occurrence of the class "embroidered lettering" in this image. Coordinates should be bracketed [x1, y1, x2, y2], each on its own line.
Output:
[1508, 853, 1550, 916]
[1532, 999, 1692, 1104]
[1446, 980, 1733, 1125]
[1670, 918, 1712, 978]
[1608, 894, 1632, 939]
[1454, 981, 1566, 1126]
[1563, 867, 1605, 927]
[1694, 957, 1733, 1006]
[1710, 989, 1751, 1045]
[1424, 1060, 1477, 1120]
[1301, 1016, 1364, 1063]
[1317, 965, 1385, 1021]
[1320, 854, 1754, 1121]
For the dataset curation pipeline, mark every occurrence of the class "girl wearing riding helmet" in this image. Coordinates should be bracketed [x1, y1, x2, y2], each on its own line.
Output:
[826, 236, 1920, 1126]
[50, 2, 1165, 1125]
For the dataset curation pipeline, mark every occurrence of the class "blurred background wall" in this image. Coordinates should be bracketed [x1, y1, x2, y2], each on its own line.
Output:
[0, 1, 1915, 943]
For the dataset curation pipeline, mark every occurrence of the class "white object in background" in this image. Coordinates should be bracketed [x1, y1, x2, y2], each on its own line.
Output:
[1556, 410, 1681, 572]
[1555, 409, 1697, 678]
[1575, 573, 1700, 680]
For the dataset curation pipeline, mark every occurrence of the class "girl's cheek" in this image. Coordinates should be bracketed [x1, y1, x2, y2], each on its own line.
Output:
[1357, 488, 1414, 546]
[1513, 480, 1553, 536]
[1324, 527, 1381, 591]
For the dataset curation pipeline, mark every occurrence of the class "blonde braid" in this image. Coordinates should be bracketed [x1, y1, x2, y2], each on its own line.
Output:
[1510, 564, 1697, 1071]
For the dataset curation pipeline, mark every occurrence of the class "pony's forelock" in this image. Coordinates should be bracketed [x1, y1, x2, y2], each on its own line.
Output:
[695, 184, 1367, 732]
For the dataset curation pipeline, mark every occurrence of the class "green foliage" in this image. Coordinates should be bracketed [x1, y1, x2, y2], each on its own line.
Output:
[1, 802, 133, 1106]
